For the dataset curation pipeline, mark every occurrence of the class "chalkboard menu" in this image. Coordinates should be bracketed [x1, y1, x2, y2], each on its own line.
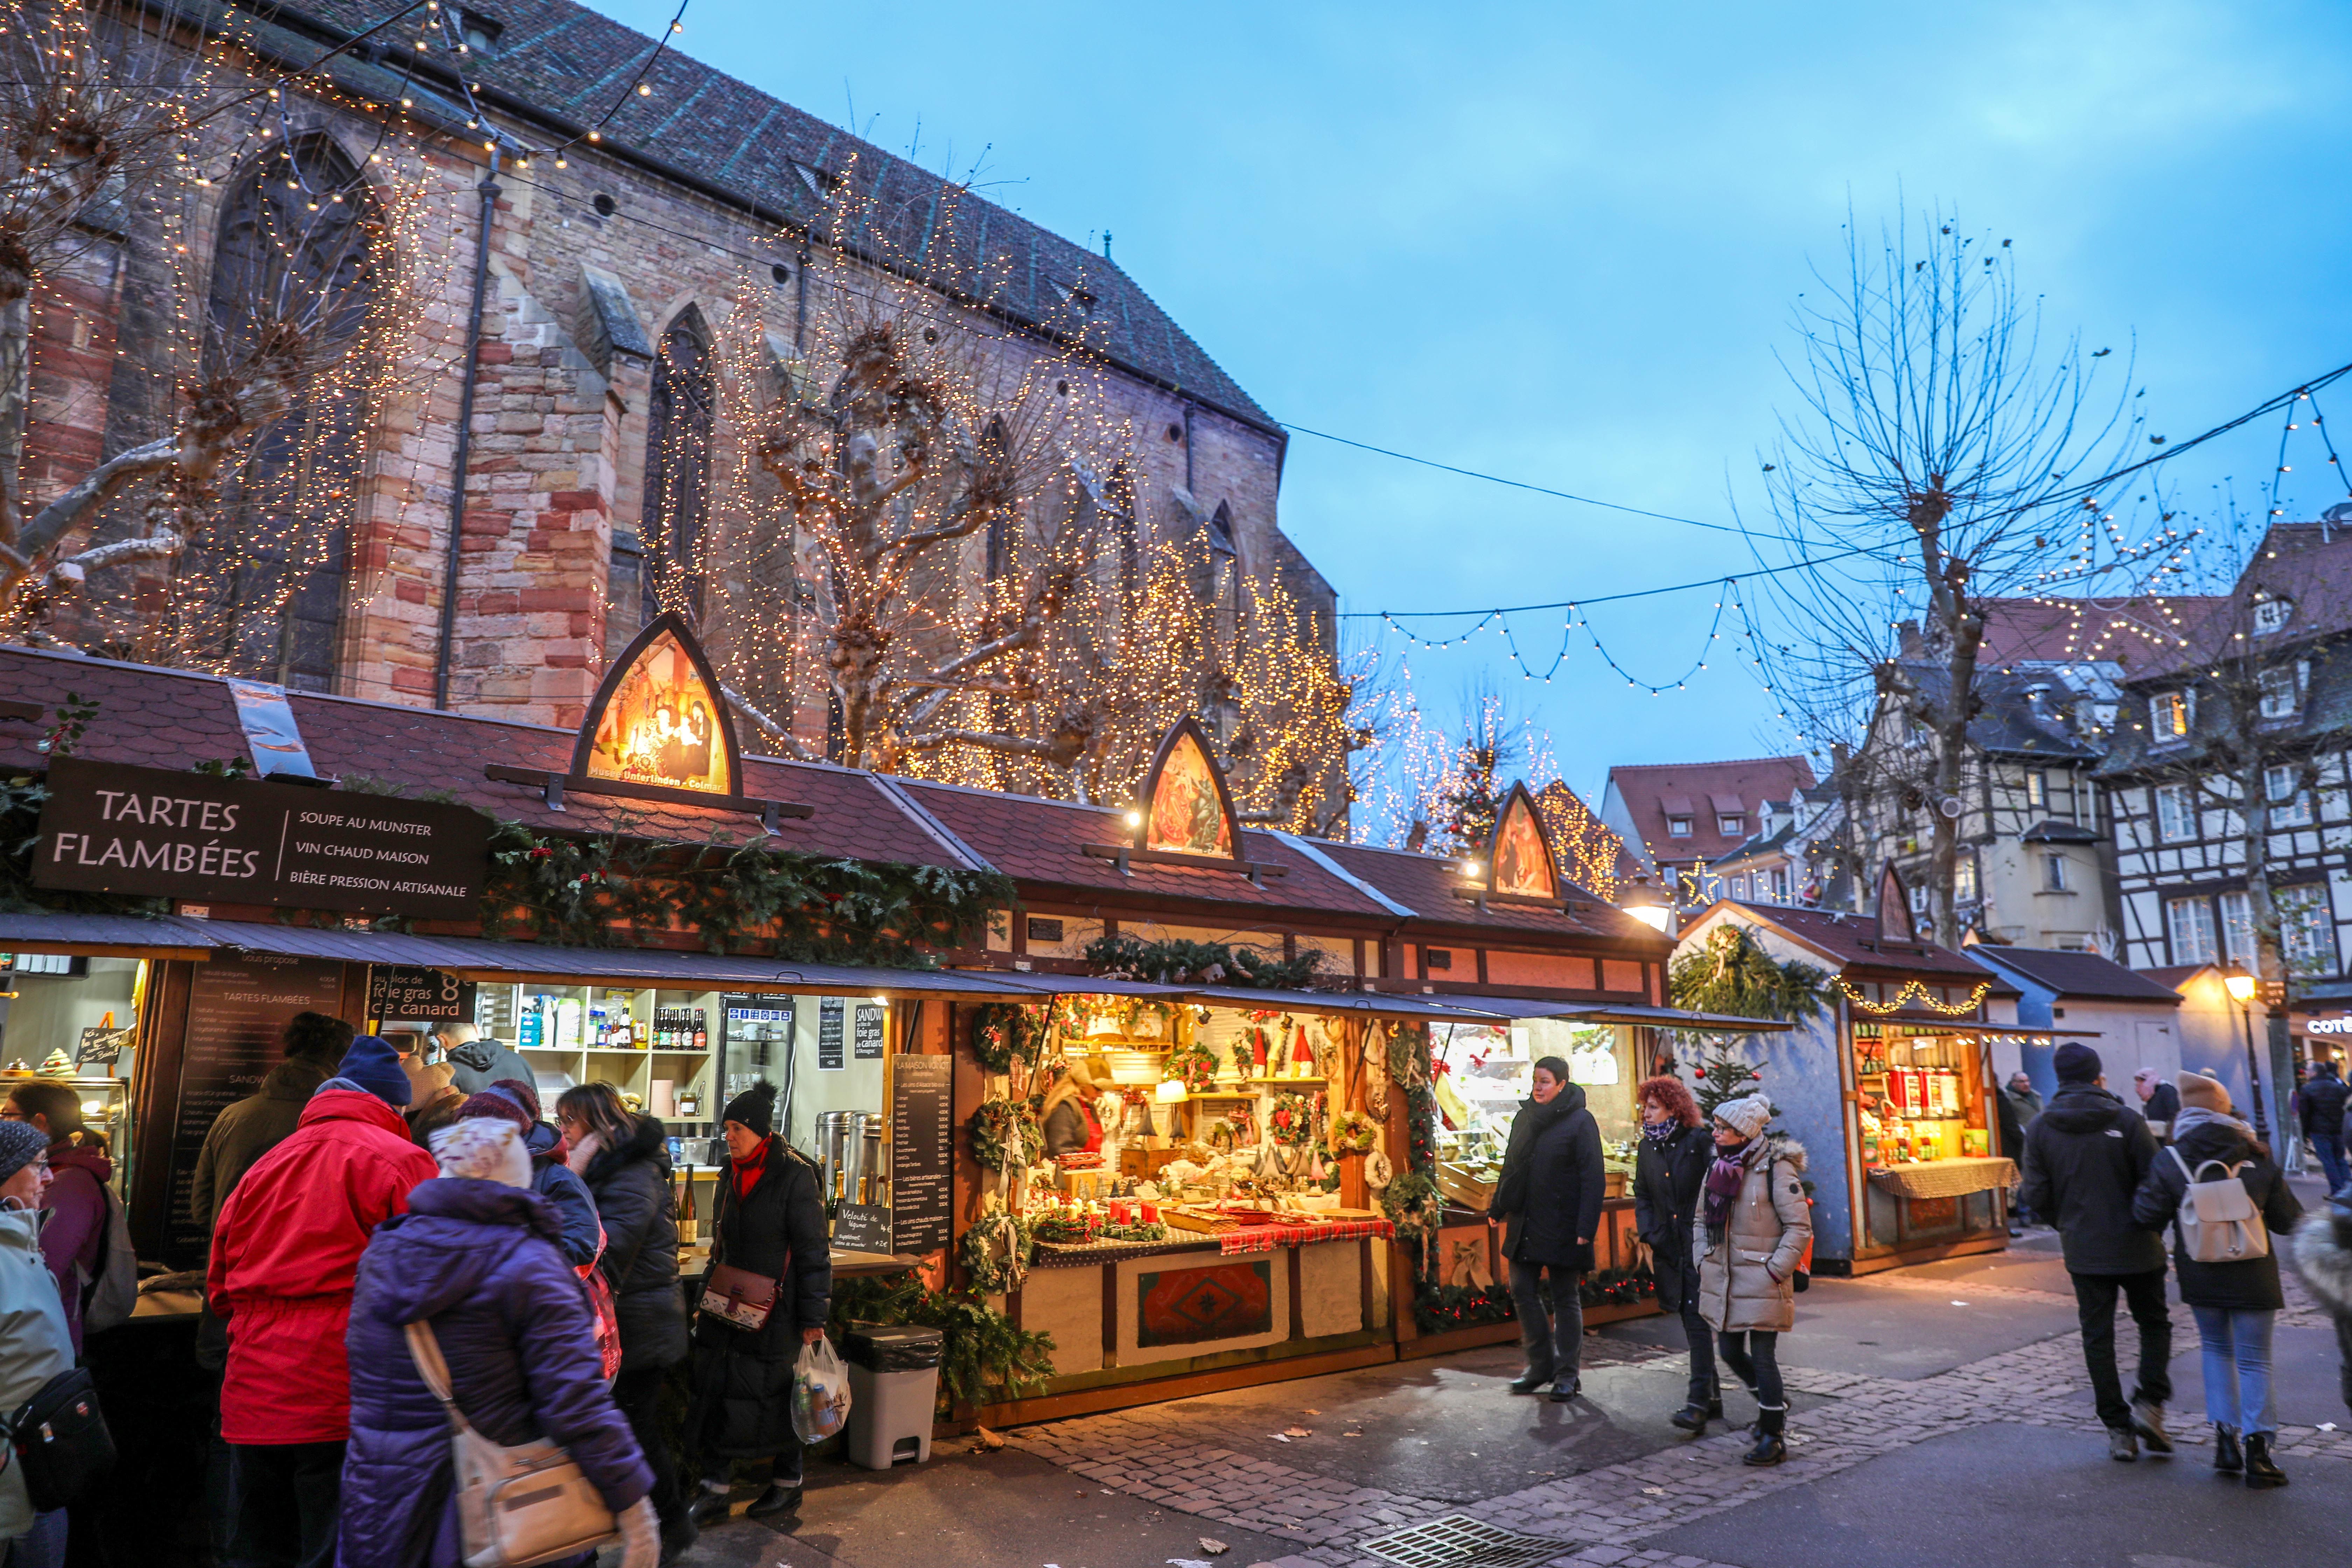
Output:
[817, 998, 845, 1071]
[890, 1054, 952, 1256]
[833, 1202, 892, 1255]
[853, 1003, 886, 1061]
[164, 953, 345, 1267]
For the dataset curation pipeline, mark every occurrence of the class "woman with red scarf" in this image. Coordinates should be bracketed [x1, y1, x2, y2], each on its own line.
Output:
[686, 1082, 831, 1525]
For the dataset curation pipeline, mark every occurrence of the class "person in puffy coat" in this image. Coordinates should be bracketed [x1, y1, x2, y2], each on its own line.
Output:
[1633, 1074, 1718, 1432]
[1693, 1094, 1809, 1468]
[0, 1121, 71, 1566]
[687, 1082, 830, 1525]
[341, 1115, 656, 1568]
[2131, 1071, 2303, 1490]
[458, 1082, 600, 1269]
[1487, 1056, 1604, 1401]
[207, 1037, 439, 1568]
[559, 1083, 691, 1557]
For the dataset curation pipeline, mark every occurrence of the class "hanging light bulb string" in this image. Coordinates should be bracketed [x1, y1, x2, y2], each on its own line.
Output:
[539, 0, 695, 163]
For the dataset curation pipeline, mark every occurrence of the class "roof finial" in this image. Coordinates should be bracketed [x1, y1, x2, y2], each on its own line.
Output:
[1102, 231, 1112, 260]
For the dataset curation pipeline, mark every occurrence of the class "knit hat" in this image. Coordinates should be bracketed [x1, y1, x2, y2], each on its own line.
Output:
[2176, 1070, 2231, 1115]
[0, 1121, 48, 1185]
[1712, 1093, 1772, 1141]
[336, 1036, 412, 1107]
[490, 1078, 542, 1122]
[722, 1080, 777, 1138]
[428, 1118, 532, 1188]
[2053, 1042, 2102, 1084]
[457, 1083, 535, 1133]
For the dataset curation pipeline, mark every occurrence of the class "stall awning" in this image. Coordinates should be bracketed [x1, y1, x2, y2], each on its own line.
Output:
[981, 974, 1194, 1001]
[1384, 991, 1794, 1033]
[1181, 985, 1521, 1023]
[0, 910, 215, 960]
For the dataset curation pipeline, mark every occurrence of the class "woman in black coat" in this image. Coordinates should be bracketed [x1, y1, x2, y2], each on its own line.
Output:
[1633, 1073, 1718, 1432]
[2130, 1072, 2303, 1489]
[687, 1082, 831, 1524]
[558, 1083, 692, 1555]
[1487, 1056, 1604, 1401]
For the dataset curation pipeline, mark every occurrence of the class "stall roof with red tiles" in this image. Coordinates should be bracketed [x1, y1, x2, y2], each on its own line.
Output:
[1311, 840, 1662, 948]
[1696, 898, 2009, 985]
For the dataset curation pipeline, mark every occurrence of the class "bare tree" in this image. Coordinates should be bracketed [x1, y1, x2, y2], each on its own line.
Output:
[1757, 208, 2146, 946]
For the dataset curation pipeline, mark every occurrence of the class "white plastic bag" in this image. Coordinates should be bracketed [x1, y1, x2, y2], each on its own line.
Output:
[791, 1334, 852, 1443]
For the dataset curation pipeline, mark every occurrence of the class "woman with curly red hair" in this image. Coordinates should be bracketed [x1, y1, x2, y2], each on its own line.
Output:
[1633, 1073, 1719, 1432]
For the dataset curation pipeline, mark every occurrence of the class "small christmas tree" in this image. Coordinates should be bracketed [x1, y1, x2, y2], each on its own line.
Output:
[1689, 1037, 1769, 1123]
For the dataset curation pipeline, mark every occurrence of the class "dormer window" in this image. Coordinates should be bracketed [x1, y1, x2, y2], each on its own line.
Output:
[790, 161, 842, 201]
[2150, 690, 2191, 743]
[1666, 816, 1693, 838]
[1718, 814, 1744, 836]
[456, 7, 503, 55]
[1053, 281, 1096, 316]
[2254, 596, 2292, 635]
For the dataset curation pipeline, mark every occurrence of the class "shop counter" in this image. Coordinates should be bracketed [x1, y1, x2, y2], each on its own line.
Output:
[1865, 1156, 2017, 1202]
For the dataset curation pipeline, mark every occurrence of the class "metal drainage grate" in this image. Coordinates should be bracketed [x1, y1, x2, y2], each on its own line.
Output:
[1357, 1513, 1571, 1568]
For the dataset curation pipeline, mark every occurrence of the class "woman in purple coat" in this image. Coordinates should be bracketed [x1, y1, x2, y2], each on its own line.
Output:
[342, 1117, 658, 1568]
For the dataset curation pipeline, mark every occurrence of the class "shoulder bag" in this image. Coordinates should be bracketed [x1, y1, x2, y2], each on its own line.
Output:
[404, 1320, 617, 1568]
[9, 1366, 114, 1512]
[696, 1175, 784, 1334]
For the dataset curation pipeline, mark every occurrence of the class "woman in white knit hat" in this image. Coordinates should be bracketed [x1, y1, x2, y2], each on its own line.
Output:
[1693, 1092, 1811, 1466]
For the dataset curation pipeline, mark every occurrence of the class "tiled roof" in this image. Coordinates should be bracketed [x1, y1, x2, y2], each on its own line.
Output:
[271, 0, 1278, 434]
[2123, 524, 2352, 682]
[1976, 595, 2211, 675]
[1894, 663, 2104, 762]
[1312, 841, 1665, 946]
[1606, 757, 1814, 864]
[1966, 945, 2183, 1004]
[1711, 899, 1999, 981]
[2138, 964, 2217, 991]
[0, 645, 964, 867]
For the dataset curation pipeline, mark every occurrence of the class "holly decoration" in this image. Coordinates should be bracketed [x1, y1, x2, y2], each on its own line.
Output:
[971, 1003, 1035, 1073]
[1164, 1043, 1219, 1094]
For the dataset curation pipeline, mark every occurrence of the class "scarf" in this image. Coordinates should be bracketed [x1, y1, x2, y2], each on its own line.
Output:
[2170, 1106, 2254, 1148]
[1641, 1120, 1676, 1144]
[732, 1137, 772, 1201]
[1703, 1139, 1763, 1244]
[569, 1129, 606, 1176]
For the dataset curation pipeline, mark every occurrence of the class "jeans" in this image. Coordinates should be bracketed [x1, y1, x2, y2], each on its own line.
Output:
[2191, 1305, 2277, 1436]
[225, 1440, 345, 1568]
[3, 1509, 65, 1568]
[1717, 1329, 1783, 1410]
[2312, 1129, 2351, 1195]
[1507, 1259, 1584, 1389]
[1676, 1293, 1719, 1406]
[614, 1365, 686, 1533]
[2071, 1269, 2173, 1430]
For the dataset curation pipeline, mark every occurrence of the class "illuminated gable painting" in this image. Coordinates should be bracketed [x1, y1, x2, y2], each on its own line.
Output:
[1490, 784, 1560, 901]
[1142, 719, 1237, 859]
[580, 617, 734, 795]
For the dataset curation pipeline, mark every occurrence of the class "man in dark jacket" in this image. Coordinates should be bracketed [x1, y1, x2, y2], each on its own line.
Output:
[435, 1021, 535, 1097]
[2299, 1057, 2350, 1196]
[2019, 1042, 2171, 1462]
[2133, 1068, 2181, 1145]
[1487, 1057, 1604, 1402]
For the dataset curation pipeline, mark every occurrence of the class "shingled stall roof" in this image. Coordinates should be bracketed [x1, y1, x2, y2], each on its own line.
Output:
[1965, 944, 2184, 1006]
[0, 645, 965, 869]
[269, 0, 1279, 436]
[1709, 899, 2011, 985]
[1311, 840, 1667, 947]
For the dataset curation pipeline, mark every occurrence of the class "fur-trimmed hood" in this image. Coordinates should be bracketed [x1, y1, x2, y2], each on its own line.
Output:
[2293, 1201, 2352, 1318]
[1752, 1132, 1808, 1174]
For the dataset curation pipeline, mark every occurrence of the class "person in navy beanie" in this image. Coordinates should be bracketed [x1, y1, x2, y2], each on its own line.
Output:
[332, 1035, 413, 1108]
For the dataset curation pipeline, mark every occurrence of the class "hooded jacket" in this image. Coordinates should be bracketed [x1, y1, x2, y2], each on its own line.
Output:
[2302, 1068, 2350, 1137]
[40, 1141, 112, 1353]
[1489, 1084, 1604, 1272]
[2018, 1083, 2165, 1277]
[340, 1178, 651, 1568]
[443, 1037, 537, 1098]
[1632, 1121, 1712, 1312]
[579, 1115, 687, 1373]
[689, 1138, 830, 1458]
[0, 1208, 72, 1540]
[206, 1085, 440, 1444]
[1694, 1135, 1811, 1335]
[2130, 1117, 2303, 1311]
[523, 1121, 602, 1269]
[190, 1056, 332, 1227]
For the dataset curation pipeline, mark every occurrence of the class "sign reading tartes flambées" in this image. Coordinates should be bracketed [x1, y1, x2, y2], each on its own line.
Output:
[33, 756, 490, 919]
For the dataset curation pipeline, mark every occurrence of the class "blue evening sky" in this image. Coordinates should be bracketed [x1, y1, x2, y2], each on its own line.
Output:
[582, 0, 2352, 797]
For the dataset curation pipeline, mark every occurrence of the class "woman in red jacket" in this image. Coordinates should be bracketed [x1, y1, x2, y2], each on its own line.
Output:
[206, 1037, 438, 1568]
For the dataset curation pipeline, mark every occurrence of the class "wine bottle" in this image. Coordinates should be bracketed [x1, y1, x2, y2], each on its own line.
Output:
[693, 1009, 708, 1052]
[677, 1172, 699, 1244]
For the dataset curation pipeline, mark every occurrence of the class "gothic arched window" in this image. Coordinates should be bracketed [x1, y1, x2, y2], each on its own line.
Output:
[185, 134, 377, 690]
[642, 308, 714, 625]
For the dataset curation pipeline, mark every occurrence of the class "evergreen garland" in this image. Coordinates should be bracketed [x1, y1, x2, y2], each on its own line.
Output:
[1082, 932, 1330, 990]
[969, 1099, 1043, 1169]
[1668, 923, 1830, 1023]
[827, 1273, 1056, 1412]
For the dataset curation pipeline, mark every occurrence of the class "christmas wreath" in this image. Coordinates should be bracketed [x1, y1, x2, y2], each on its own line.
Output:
[960, 1202, 1033, 1294]
[969, 1099, 1043, 1169]
[1163, 1042, 1219, 1094]
[1268, 1092, 1317, 1147]
[1328, 1109, 1380, 1156]
[970, 1004, 1029, 1073]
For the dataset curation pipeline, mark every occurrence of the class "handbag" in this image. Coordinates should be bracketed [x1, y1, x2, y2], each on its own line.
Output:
[404, 1321, 617, 1568]
[578, 1227, 623, 1382]
[700, 1262, 779, 1333]
[8, 1366, 114, 1512]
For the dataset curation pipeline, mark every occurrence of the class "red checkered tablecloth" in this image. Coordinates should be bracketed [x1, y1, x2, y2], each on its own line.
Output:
[1219, 1217, 1396, 1256]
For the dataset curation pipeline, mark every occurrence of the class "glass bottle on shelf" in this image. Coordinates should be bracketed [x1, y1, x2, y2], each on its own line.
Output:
[676, 1171, 699, 1243]
[692, 1010, 708, 1052]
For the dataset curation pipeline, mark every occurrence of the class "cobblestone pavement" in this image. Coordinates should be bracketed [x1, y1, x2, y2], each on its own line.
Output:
[1005, 1264, 2350, 1568]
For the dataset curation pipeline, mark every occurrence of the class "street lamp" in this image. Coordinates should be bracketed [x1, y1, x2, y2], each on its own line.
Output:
[2221, 962, 2269, 1139]
[1621, 873, 1673, 935]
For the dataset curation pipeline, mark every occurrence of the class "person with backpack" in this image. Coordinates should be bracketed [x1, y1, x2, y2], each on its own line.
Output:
[2298, 1057, 2350, 1196]
[2017, 1043, 2171, 1462]
[2131, 1070, 2304, 1490]
[4, 1082, 123, 1354]
[0, 1120, 72, 1568]
[1694, 1094, 1811, 1468]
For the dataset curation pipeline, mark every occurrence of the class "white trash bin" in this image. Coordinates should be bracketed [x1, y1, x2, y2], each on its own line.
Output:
[842, 1322, 943, 1470]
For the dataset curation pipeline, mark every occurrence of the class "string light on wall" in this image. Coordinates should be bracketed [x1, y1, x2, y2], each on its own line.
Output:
[1836, 977, 1993, 1017]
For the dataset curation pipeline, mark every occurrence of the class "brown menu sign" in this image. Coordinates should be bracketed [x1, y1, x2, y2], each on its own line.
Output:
[163, 952, 345, 1267]
[33, 756, 489, 920]
[889, 1054, 952, 1256]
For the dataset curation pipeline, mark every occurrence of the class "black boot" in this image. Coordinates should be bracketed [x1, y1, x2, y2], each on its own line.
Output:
[687, 1482, 734, 1527]
[1507, 1373, 1550, 1396]
[2242, 1433, 2287, 1490]
[2212, 1424, 2243, 1475]
[747, 1482, 804, 1518]
[1742, 1405, 1787, 1466]
[1669, 1402, 1711, 1433]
